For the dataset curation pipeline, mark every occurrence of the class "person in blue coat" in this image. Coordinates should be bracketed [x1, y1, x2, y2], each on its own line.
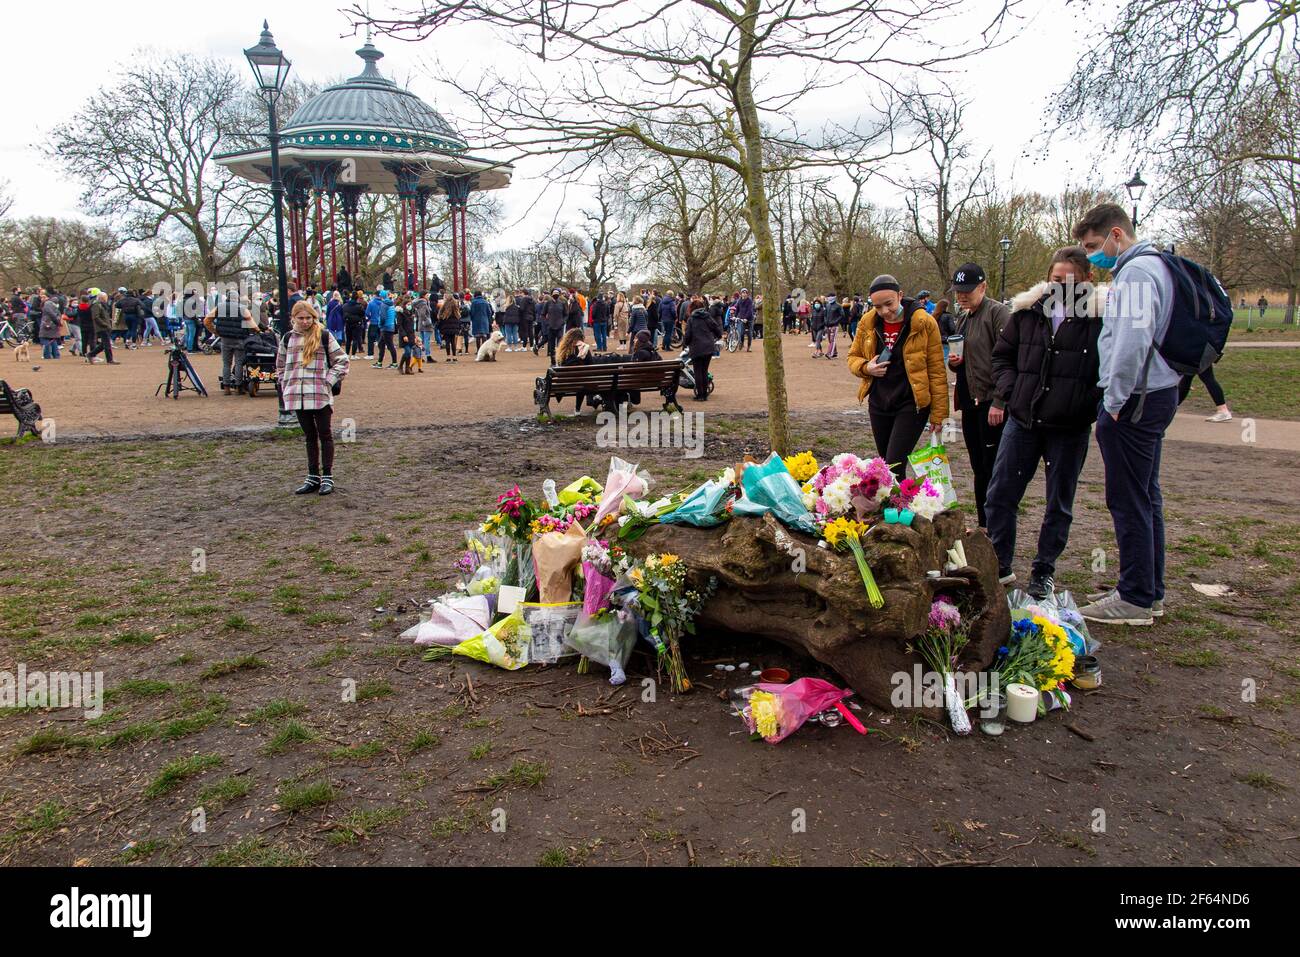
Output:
[364, 289, 388, 360]
[469, 291, 493, 350]
[372, 290, 398, 368]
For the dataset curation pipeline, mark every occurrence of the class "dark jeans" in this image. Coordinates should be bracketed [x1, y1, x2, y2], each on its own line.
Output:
[545, 326, 562, 360]
[1177, 367, 1226, 407]
[868, 403, 930, 479]
[985, 417, 1091, 578]
[366, 325, 380, 357]
[960, 400, 1005, 527]
[375, 331, 396, 364]
[593, 320, 608, 352]
[87, 330, 114, 361]
[297, 406, 335, 475]
[1094, 386, 1178, 609]
[344, 322, 365, 355]
[691, 355, 711, 399]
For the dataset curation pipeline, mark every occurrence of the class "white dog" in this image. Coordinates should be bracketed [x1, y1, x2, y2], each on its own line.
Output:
[475, 329, 506, 362]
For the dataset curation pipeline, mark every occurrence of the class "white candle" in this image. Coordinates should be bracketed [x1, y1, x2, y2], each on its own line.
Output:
[1006, 683, 1039, 723]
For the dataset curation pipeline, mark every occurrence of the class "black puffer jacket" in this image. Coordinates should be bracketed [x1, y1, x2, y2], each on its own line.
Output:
[683, 307, 722, 359]
[992, 281, 1104, 432]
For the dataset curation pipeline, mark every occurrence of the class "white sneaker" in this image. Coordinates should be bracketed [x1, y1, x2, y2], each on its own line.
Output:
[1206, 410, 1232, 422]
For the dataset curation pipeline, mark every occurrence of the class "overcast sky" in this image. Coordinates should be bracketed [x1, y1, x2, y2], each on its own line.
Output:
[5, 0, 1147, 252]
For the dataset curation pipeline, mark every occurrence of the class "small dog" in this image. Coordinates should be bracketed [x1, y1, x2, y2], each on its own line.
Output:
[475, 330, 506, 362]
[11, 339, 30, 362]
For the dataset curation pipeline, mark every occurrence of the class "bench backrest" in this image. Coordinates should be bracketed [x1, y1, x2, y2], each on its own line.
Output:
[547, 360, 679, 391]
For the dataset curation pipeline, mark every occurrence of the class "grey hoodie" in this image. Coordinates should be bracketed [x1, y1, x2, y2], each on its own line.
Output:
[1097, 239, 1181, 414]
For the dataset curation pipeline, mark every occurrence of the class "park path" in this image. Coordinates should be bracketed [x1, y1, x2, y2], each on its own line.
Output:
[1165, 412, 1300, 451]
[1225, 340, 1300, 348]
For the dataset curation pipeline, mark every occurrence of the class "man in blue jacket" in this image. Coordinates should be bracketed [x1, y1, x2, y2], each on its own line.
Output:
[1073, 203, 1180, 627]
[658, 291, 678, 350]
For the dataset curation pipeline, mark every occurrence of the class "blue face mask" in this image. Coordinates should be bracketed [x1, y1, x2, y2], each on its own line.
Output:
[1087, 234, 1118, 270]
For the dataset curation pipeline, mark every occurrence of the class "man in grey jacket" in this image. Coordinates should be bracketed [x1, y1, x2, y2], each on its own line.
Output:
[1073, 203, 1180, 626]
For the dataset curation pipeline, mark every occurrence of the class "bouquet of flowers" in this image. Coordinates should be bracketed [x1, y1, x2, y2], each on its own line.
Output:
[494, 484, 540, 542]
[909, 597, 972, 733]
[782, 450, 820, 483]
[591, 456, 652, 527]
[739, 678, 852, 744]
[579, 538, 623, 618]
[995, 614, 1076, 712]
[890, 476, 946, 522]
[803, 452, 897, 520]
[623, 553, 715, 693]
[821, 516, 885, 609]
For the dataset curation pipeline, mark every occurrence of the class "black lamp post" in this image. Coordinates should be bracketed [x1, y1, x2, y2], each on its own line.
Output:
[1125, 171, 1147, 229]
[998, 236, 1012, 300]
[748, 255, 756, 294]
[244, 21, 293, 426]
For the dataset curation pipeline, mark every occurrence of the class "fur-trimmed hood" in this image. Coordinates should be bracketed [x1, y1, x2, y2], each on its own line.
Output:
[1011, 280, 1107, 318]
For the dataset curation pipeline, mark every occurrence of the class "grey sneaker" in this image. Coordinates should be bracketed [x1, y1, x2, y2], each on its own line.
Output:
[1088, 587, 1163, 616]
[1079, 591, 1153, 626]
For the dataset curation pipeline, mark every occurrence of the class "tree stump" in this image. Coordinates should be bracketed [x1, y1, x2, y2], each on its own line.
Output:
[625, 512, 1009, 713]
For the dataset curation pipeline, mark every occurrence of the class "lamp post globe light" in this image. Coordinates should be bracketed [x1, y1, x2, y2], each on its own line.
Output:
[244, 21, 294, 427]
[998, 236, 1012, 300]
[1125, 171, 1147, 229]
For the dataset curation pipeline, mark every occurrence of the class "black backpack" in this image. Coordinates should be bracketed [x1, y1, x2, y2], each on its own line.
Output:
[1129, 250, 1232, 375]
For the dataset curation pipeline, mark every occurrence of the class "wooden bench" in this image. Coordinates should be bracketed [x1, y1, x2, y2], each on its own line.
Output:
[533, 359, 682, 416]
[0, 379, 42, 440]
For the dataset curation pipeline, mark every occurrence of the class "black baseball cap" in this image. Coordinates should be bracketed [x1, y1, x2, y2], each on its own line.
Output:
[951, 264, 986, 292]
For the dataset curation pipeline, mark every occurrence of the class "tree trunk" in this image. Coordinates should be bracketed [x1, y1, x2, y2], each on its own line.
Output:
[736, 6, 790, 456]
[624, 513, 1010, 715]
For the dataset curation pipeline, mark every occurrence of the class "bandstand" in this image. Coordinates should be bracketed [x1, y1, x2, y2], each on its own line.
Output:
[218, 36, 511, 293]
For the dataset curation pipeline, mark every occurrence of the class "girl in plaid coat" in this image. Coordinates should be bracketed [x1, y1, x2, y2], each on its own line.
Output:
[277, 299, 350, 495]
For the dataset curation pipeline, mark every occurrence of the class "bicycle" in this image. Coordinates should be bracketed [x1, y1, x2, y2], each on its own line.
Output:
[726, 317, 743, 353]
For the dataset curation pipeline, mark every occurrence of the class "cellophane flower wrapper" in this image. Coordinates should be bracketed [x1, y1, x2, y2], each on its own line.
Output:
[581, 560, 617, 618]
[532, 523, 587, 603]
[558, 476, 603, 506]
[452, 609, 530, 670]
[731, 453, 818, 535]
[519, 601, 582, 664]
[565, 610, 638, 685]
[741, 678, 852, 744]
[408, 594, 494, 646]
[660, 479, 734, 528]
[1007, 588, 1097, 655]
[592, 456, 652, 526]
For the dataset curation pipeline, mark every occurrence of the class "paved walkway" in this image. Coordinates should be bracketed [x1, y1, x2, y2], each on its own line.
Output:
[1225, 340, 1300, 349]
[1165, 412, 1300, 451]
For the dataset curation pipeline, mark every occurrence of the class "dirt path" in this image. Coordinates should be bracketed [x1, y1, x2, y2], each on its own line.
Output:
[0, 412, 1295, 866]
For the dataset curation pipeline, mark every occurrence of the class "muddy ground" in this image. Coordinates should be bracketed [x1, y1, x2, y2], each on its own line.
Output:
[0, 411, 1296, 866]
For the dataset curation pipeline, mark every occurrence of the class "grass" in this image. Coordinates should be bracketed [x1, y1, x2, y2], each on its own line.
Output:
[1179, 347, 1300, 421]
[1237, 771, 1287, 793]
[261, 720, 316, 755]
[242, 699, 306, 724]
[197, 775, 253, 808]
[145, 754, 223, 798]
[201, 655, 267, 681]
[206, 836, 309, 867]
[277, 779, 337, 813]
[482, 759, 549, 792]
[355, 679, 394, 702]
[327, 806, 406, 845]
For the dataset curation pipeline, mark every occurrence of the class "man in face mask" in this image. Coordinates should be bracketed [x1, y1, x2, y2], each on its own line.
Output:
[948, 263, 1010, 536]
[1072, 202, 1180, 627]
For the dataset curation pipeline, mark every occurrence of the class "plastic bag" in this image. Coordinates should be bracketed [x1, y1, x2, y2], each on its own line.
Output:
[1008, 588, 1098, 655]
[593, 456, 652, 526]
[738, 678, 852, 744]
[908, 436, 958, 506]
[519, 601, 582, 664]
[505, 541, 536, 598]
[731, 453, 818, 534]
[558, 476, 602, 506]
[532, 523, 586, 603]
[660, 479, 733, 528]
[407, 594, 493, 646]
[453, 609, 530, 670]
[565, 612, 637, 684]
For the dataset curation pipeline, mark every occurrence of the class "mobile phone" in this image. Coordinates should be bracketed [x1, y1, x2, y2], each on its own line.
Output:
[878, 344, 892, 364]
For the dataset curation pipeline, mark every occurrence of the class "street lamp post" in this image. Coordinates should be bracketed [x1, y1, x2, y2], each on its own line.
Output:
[998, 236, 1012, 300]
[1125, 171, 1147, 229]
[244, 21, 293, 425]
[748, 255, 756, 293]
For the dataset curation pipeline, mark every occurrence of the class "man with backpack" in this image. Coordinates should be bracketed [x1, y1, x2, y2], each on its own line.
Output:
[1072, 202, 1230, 626]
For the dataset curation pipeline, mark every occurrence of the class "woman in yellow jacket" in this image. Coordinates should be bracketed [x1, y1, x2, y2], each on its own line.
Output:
[847, 275, 948, 479]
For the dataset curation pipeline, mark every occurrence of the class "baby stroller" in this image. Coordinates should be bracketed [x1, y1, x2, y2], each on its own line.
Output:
[239, 331, 280, 398]
[677, 348, 714, 396]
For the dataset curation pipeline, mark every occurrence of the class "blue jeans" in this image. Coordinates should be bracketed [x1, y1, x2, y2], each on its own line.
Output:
[421, 330, 433, 355]
[985, 417, 1091, 578]
[593, 321, 607, 351]
[503, 324, 519, 346]
[1094, 387, 1178, 608]
[184, 319, 198, 351]
[42, 337, 61, 359]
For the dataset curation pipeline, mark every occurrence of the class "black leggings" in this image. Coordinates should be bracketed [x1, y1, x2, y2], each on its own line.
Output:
[868, 403, 930, 480]
[297, 407, 335, 475]
[1178, 367, 1227, 407]
[691, 355, 711, 399]
[443, 335, 458, 357]
[375, 332, 396, 364]
[345, 323, 365, 355]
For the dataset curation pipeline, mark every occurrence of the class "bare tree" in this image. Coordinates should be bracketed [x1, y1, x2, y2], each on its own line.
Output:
[55, 55, 272, 282]
[895, 86, 991, 290]
[0, 217, 124, 291]
[576, 183, 635, 299]
[352, 0, 1016, 453]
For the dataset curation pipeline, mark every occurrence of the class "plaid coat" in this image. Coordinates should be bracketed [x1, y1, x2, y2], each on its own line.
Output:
[276, 329, 349, 411]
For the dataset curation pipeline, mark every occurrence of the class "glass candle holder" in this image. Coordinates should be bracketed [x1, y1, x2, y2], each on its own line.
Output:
[978, 690, 1008, 736]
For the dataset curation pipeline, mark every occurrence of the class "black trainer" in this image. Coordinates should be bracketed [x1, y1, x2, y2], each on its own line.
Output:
[1027, 572, 1055, 601]
[295, 475, 321, 495]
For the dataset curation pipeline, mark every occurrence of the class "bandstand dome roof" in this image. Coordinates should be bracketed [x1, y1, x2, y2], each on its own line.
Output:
[217, 37, 511, 194]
